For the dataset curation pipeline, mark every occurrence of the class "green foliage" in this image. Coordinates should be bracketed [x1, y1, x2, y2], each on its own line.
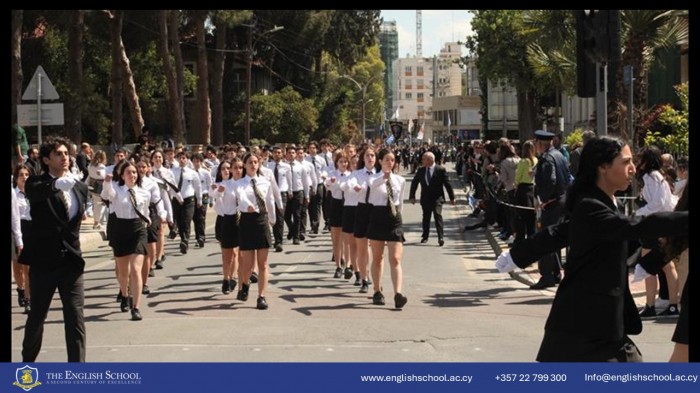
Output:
[565, 128, 584, 148]
[642, 82, 688, 155]
[244, 86, 318, 144]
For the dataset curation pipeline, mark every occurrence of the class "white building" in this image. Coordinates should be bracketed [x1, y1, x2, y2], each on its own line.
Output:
[391, 42, 462, 143]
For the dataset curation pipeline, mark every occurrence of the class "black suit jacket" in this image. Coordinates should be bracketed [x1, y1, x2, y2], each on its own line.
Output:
[409, 165, 455, 205]
[510, 186, 688, 341]
[19, 173, 88, 270]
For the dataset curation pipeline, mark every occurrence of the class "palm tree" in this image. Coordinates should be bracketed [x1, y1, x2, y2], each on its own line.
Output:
[617, 10, 688, 143]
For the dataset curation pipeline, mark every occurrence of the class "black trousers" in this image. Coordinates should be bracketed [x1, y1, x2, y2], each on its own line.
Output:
[193, 196, 208, 242]
[537, 200, 564, 282]
[273, 193, 290, 245]
[284, 191, 303, 240]
[23, 263, 86, 362]
[322, 188, 332, 227]
[300, 190, 309, 235]
[173, 196, 195, 245]
[421, 198, 444, 240]
[309, 184, 324, 232]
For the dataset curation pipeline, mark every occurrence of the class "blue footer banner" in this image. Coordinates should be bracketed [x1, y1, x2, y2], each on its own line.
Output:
[1, 363, 698, 392]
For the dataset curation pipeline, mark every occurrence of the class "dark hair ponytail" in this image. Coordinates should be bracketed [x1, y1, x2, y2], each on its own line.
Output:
[565, 136, 626, 212]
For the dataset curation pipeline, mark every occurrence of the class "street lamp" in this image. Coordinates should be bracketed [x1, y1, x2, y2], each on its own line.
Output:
[340, 73, 382, 137]
[245, 24, 284, 146]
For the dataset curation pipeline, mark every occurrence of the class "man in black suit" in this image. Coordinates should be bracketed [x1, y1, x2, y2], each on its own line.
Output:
[19, 137, 88, 362]
[409, 151, 455, 246]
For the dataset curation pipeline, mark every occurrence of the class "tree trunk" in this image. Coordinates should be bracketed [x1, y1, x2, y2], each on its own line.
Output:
[195, 11, 211, 145]
[158, 10, 184, 145]
[211, 19, 226, 146]
[11, 10, 22, 127]
[65, 10, 85, 143]
[108, 10, 124, 147]
[170, 10, 187, 144]
[120, 35, 145, 138]
[516, 89, 538, 143]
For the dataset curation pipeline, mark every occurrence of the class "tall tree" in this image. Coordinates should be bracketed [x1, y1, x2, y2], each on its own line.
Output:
[211, 10, 252, 146]
[170, 10, 187, 143]
[12, 10, 23, 126]
[193, 10, 211, 144]
[64, 10, 85, 143]
[106, 10, 124, 147]
[466, 10, 540, 142]
[120, 31, 145, 139]
[158, 10, 185, 145]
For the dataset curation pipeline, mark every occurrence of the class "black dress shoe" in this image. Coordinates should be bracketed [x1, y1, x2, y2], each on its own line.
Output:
[131, 308, 143, 321]
[116, 290, 124, 303]
[287, 233, 293, 240]
[142, 285, 151, 295]
[529, 278, 556, 290]
[256, 296, 269, 310]
[120, 297, 130, 312]
[229, 279, 237, 292]
[299, 234, 306, 241]
[237, 284, 250, 301]
[394, 293, 408, 309]
[372, 291, 386, 305]
[274, 244, 283, 252]
[344, 267, 354, 280]
[148, 268, 155, 277]
[354, 271, 361, 286]
[155, 259, 164, 269]
[333, 267, 343, 278]
[359, 280, 369, 293]
[293, 238, 300, 245]
[168, 231, 178, 240]
[222, 279, 231, 294]
[438, 239, 445, 247]
[180, 241, 188, 254]
[420, 238, 428, 243]
[197, 238, 205, 248]
[250, 272, 259, 283]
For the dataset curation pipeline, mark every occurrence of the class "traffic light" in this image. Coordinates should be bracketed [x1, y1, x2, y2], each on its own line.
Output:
[575, 10, 620, 98]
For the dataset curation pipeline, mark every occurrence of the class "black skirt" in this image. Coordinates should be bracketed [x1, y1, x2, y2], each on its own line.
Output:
[146, 205, 161, 243]
[111, 217, 148, 257]
[353, 203, 373, 238]
[537, 329, 643, 362]
[216, 214, 240, 249]
[341, 205, 357, 234]
[367, 205, 405, 242]
[329, 198, 344, 228]
[238, 212, 271, 251]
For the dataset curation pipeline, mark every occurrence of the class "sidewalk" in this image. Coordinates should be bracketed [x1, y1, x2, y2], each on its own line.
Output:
[446, 164, 648, 306]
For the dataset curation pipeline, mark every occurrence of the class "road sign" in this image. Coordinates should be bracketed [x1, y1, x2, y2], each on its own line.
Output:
[17, 103, 64, 126]
[22, 65, 60, 101]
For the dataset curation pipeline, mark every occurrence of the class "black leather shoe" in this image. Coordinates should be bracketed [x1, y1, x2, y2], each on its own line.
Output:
[299, 234, 306, 241]
[256, 296, 269, 310]
[197, 238, 205, 248]
[131, 308, 143, 321]
[155, 259, 164, 269]
[529, 278, 556, 290]
[287, 233, 293, 240]
[438, 239, 445, 247]
[372, 291, 386, 305]
[250, 272, 259, 283]
[117, 290, 124, 303]
[142, 285, 151, 295]
[237, 284, 250, 301]
[344, 267, 354, 280]
[180, 241, 188, 254]
[120, 297, 130, 312]
[354, 272, 361, 286]
[420, 238, 428, 243]
[293, 238, 300, 245]
[359, 280, 369, 293]
[333, 267, 343, 279]
[148, 268, 155, 277]
[229, 279, 237, 292]
[274, 244, 283, 252]
[222, 279, 231, 294]
[168, 231, 177, 240]
[394, 293, 408, 309]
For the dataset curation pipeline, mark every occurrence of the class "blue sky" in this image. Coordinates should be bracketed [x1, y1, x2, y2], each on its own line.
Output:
[380, 10, 473, 58]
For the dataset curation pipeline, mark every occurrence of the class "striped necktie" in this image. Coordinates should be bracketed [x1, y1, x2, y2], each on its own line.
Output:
[251, 178, 267, 215]
[385, 177, 397, 217]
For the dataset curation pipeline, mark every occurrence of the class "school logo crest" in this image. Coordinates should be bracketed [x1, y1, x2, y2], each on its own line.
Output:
[13, 365, 42, 391]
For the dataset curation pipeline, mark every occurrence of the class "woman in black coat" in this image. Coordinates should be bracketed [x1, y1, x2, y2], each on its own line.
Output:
[499, 136, 688, 361]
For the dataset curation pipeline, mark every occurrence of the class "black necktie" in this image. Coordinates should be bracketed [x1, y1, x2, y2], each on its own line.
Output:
[251, 178, 267, 215]
[177, 168, 184, 191]
[386, 177, 397, 217]
[274, 163, 279, 183]
[365, 170, 372, 203]
[426, 168, 431, 185]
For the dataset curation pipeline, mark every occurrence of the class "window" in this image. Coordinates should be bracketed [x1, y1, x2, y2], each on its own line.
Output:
[405, 93, 413, 99]
[405, 80, 413, 90]
[417, 93, 424, 102]
[417, 66, 424, 76]
[404, 66, 412, 76]
[417, 79, 424, 90]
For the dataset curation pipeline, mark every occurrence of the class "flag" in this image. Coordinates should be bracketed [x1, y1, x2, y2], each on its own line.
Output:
[379, 122, 386, 139]
[392, 107, 400, 121]
[416, 121, 425, 140]
[447, 112, 451, 133]
[407, 119, 414, 135]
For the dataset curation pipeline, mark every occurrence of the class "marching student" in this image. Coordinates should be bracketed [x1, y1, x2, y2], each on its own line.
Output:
[13, 164, 32, 314]
[135, 159, 168, 294]
[338, 153, 360, 282]
[367, 149, 408, 309]
[191, 153, 212, 248]
[324, 150, 349, 278]
[171, 151, 203, 254]
[150, 149, 178, 269]
[268, 146, 292, 252]
[102, 161, 158, 321]
[235, 153, 276, 310]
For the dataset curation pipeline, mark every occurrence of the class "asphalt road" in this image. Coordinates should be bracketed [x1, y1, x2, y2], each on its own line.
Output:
[10, 163, 679, 362]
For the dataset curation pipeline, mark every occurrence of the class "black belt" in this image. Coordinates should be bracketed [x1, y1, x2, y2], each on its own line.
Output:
[182, 196, 196, 202]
